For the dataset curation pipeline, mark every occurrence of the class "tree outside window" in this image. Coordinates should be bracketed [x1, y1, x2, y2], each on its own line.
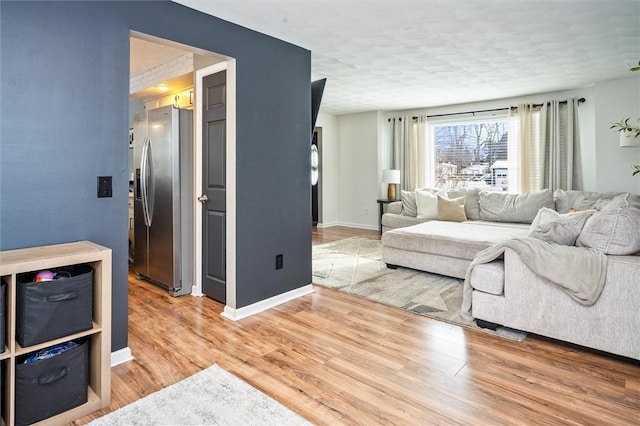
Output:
[431, 119, 509, 192]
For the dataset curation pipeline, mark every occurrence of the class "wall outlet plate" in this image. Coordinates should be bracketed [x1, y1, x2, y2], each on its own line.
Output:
[97, 176, 112, 198]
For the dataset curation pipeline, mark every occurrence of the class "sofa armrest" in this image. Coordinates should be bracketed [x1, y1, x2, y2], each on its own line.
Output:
[502, 248, 640, 360]
[387, 201, 403, 214]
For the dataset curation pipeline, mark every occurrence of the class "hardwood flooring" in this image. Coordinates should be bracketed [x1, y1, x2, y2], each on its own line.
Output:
[74, 226, 640, 425]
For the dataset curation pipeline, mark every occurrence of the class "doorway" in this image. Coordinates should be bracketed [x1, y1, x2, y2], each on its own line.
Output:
[194, 61, 236, 307]
[129, 32, 236, 308]
[198, 67, 229, 303]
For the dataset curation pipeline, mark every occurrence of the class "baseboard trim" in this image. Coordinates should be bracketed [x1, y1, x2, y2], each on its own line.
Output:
[111, 346, 134, 367]
[316, 221, 378, 231]
[316, 221, 338, 228]
[221, 284, 314, 321]
[334, 221, 378, 231]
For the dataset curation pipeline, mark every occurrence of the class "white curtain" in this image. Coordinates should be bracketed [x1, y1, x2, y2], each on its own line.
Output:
[390, 117, 409, 190]
[409, 116, 428, 190]
[391, 116, 427, 191]
[509, 99, 580, 193]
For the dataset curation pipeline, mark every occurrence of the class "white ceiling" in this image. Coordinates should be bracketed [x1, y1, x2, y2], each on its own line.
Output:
[173, 0, 640, 115]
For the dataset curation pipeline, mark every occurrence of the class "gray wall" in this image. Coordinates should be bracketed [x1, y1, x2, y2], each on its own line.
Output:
[0, 1, 312, 352]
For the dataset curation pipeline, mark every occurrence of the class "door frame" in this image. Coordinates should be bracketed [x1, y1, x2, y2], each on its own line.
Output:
[193, 60, 236, 312]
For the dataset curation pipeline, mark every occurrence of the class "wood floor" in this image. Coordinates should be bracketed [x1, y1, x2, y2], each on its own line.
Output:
[74, 226, 640, 425]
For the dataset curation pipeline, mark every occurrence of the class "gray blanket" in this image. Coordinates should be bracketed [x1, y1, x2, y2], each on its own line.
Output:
[461, 238, 607, 320]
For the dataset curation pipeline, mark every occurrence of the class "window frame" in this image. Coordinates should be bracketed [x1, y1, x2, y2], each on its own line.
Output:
[426, 113, 511, 192]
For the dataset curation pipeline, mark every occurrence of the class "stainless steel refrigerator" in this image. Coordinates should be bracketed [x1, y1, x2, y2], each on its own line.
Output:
[133, 105, 193, 296]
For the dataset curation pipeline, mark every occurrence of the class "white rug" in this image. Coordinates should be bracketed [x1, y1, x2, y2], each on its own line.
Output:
[88, 365, 311, 426]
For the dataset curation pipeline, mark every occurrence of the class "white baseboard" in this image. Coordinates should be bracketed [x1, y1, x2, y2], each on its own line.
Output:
[221, 284, 314, 321]
[316, 221, 378, 231]
[316, 221, 338, 228]
[111, 346, 134, 367]
[334, 221, 379, 231]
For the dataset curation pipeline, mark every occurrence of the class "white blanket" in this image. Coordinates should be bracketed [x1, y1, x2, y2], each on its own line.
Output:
[461, 238, 607, 320]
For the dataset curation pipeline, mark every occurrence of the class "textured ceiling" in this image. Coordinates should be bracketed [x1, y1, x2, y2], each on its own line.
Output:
[174, 0, 640, 115]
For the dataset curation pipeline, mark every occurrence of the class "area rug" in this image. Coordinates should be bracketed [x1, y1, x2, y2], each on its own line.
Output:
[313, 237, 527, 341]
[88, 365, 311, 426]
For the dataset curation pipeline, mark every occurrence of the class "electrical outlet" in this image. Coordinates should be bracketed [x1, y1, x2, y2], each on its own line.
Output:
[275, 254, 283, 270]
[97, 176, 112, 198]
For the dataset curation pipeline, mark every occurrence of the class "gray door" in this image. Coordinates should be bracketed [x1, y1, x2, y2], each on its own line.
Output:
[201, 70, 227, 302]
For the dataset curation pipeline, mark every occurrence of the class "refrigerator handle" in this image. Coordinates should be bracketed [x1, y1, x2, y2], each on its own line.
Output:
[146, 138, 155, 225]
[140, 137, 151, 227]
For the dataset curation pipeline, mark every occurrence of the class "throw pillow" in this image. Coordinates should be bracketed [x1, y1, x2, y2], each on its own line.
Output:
[479, 189, 554, 223]
[576, 207, 640, 255]
[528, 207, 595, 246]
[437, 195, 467, 222]
[401, 190, 418, 217]
[415, 190, 444, 219]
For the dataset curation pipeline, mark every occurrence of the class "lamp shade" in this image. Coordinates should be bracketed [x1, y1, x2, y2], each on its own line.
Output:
[382, 169, 401, 184]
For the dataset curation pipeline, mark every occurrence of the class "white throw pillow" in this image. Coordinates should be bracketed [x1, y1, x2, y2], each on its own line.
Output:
[415, 190, 443, 219]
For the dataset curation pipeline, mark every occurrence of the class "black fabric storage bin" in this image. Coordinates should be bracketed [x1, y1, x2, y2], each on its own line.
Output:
[0, 278, 5, 353]
[15, 339, 88, 426]
[17, 264, 93, 347]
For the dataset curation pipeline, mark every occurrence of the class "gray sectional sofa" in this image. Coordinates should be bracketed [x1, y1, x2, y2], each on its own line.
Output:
[381, 188, 640, 360]
[382, 187, 555, 278]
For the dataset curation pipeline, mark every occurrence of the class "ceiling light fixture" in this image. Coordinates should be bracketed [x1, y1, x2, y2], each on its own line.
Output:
[156, 84, 170, 92]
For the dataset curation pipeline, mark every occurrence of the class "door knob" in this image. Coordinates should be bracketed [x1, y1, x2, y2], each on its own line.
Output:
[197, 195, 209, 204]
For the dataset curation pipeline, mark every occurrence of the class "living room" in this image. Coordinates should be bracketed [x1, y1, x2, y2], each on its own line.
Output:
[315, 77, 640, 231]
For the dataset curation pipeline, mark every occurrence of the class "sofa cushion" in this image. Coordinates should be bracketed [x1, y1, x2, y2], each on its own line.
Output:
[600, 192, 640, 210]
[437, 195, 467, 222]
[381, 213, 430, 229]
[448, 187, 481, 220]
[528, 207, 595, 246]
[387, 201, 403, 215]
[553, 189, 624, 213]
[470, 260, 504, 295]
[382, 220, 530, 260]
[401, 190, 418, 217]
[576, 207, 640, 255]
[479, 189, 554, 224]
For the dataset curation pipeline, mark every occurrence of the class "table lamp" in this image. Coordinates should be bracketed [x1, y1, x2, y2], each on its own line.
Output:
[382, 169, 401, 200]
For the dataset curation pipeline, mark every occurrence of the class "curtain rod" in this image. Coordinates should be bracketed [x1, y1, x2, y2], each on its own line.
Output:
[401, 97, 586, 121]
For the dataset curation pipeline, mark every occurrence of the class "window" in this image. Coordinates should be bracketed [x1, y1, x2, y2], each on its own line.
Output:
[428, 117, 511, 192]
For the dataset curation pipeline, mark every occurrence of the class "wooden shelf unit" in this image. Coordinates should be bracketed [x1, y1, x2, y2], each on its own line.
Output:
[0, 241, 111, 425]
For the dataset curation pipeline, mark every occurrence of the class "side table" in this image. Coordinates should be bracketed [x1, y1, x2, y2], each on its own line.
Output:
[376, 199, 395, 234]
